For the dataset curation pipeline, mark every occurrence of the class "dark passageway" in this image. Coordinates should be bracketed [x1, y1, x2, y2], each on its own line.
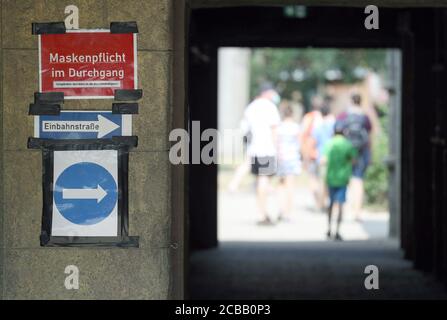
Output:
[190, 241, 447, 299]
[188, 5, 447, 299]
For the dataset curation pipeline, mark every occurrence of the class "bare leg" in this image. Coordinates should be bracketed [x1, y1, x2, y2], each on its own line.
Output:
[257, 176, 270, 222]
[327, 200, 334, 238]
[350, 177, 364, 221]
[335, 203, 344, 240]
[280, 175, 295, 219]
[228, 158, 250, 192]
[309, 174, 322, 211]
[278, 177, 286, 218]
[286, 175, 295, 217]
[319, 178, 328, 211]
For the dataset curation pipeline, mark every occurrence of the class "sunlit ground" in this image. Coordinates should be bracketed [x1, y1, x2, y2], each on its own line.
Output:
[218, 166, 389, 242]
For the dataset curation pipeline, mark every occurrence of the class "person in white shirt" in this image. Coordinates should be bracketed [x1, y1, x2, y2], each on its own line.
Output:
[242, 87, 281, 225]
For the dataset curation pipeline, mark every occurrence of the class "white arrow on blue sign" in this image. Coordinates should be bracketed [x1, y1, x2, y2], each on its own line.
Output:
[34, 111, 132, 139]
[52, 150, 119, 237]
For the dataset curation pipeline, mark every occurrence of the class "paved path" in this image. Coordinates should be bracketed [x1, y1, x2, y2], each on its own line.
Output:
[189, 240, 447, 299]
[219, 173, 389, 242]
[188, 172, 447, 299]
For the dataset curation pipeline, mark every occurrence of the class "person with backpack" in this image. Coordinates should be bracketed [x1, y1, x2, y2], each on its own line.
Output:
[312, 100, 336, 210]
[335, 93, 372, 222]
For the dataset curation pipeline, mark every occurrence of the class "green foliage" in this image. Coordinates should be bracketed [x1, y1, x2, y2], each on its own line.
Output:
[249, 48, 391, 207]
[364, 104, 389, 207]
[250, 48, 388, 106]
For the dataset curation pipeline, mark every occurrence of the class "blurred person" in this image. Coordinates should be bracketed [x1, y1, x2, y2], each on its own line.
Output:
[312, 99, 336, 210]
[227, 117, 252, 193]
[290, 90, 305, 122]
[322, 123, 357, 240]
[336, 93, 372, 222]
[276, 103, 301, 222]
[227, 160, 251, 193]
[300, 95, 324, 210]
[242, 85, 282, 225]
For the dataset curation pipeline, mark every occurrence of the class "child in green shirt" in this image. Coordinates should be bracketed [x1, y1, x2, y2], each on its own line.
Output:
[322, 123, 357, 240]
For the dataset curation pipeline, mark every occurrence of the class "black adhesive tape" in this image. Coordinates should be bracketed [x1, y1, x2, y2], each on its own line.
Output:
[114, 89, 143, 101]
[34, 92, 64, 104]
[113, 136, 139, 148]
[41, 236, 140, 248]
[112, 103, 139, 114]
[29, 103, 61, 115]
[110, 21, 139, 34]
[27, 136, 138, 150]
[32, 22, 66, 35]
[38, 140, 138, 248]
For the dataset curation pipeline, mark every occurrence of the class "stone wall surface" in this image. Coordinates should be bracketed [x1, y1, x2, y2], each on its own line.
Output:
[0, 0, 174, 299]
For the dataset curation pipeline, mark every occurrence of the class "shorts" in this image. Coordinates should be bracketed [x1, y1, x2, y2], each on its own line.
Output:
[277, 159, 301, 177]
[306, 160, 319, 177]
[352, 148, 371, 179]
[251, 156, 277, 176]
[329, 186, 347, 204]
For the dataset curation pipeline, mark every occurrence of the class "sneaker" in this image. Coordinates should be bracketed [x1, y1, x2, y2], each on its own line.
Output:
[334, 233, 343, 241]
[277, 215, 291, 223]
[257, 217, 274, 226]
[326, 231, 332, 239]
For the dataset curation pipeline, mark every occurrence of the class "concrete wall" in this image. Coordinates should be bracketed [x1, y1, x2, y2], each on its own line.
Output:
[217, 48, 250, 161]
[0, 0, 4, 298]
[0, 0, 177, 299]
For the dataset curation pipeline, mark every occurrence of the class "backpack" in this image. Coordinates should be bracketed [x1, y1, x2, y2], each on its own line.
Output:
[341, 113, 369, 150]
[301, 111, 319, 160]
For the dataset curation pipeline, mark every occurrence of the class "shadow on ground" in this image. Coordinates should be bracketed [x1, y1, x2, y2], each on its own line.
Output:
[189, 240, 447, 299]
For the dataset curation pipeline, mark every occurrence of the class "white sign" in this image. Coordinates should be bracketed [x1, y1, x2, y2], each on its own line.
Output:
[52, 150, 118, 237]
[35, 111, 131, 139]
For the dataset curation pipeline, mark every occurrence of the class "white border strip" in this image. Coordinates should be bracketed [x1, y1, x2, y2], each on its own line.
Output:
[65, 95, 113, 100]
[66, 29, 110, 33]
[133, 33, 138, 89]
[122, 115, 132, 136]
[34, 116, 40, 138]
[38, 34, 42, 92]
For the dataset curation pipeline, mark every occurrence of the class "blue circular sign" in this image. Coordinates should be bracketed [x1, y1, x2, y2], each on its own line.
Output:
[54, 162, 118, 225]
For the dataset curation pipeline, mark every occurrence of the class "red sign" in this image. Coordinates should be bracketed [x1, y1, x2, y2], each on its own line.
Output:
[39, 30, 137, 99]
